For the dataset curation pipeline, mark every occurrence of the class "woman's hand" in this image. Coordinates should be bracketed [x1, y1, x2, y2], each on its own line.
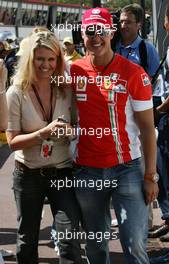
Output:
[39, 119, 75, 140]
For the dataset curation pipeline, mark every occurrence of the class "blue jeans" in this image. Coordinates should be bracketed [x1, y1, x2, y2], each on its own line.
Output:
[157, 146, 169, 220]
[73, 158, 149, 264]
[156, 114, 169, 221]
[13, 165, 82, 264]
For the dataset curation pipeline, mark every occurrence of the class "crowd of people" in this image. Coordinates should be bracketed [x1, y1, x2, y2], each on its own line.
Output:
[0, 2, 169, 264]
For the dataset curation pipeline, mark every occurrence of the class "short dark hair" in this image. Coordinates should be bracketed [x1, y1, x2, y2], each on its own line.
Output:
[165, 4, 169, 21]
[121, 3, 144, 23]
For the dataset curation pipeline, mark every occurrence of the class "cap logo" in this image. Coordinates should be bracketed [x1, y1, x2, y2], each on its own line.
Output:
[92, 9, 100, 15]
[82, 7, 113, 28]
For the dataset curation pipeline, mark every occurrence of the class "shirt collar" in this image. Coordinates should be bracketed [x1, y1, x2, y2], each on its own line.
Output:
[118, 35, 142, 49]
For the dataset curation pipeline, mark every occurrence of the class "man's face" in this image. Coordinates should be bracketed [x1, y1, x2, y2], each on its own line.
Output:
[120, 11, 141, 42]
[164, 15, 169, 33]
[82, 25, 113, 57]
[64, 42, 75, 55]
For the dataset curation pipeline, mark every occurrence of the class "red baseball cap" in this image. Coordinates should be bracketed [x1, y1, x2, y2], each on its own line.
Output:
[82, 7, 113, 28]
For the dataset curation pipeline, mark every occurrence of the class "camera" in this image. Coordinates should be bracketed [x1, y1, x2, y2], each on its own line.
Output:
[110, 10, 121, 51]
[57, 116, 69, 123]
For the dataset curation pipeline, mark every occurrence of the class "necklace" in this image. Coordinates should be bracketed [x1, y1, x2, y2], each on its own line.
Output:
[90, 53, 115, 74]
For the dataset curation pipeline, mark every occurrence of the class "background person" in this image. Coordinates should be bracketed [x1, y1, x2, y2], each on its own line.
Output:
[63, 37, 82, 66]
[70, 7, 158, 264]
[0, 40, 17, 85]
[115, 3, 159, 78]
[148, 4, 169, 264]
[0, 58, 14, 260]
[115, 3, 160, 231]
[6, 31, 82, 264]
[149, 3, 169, 241]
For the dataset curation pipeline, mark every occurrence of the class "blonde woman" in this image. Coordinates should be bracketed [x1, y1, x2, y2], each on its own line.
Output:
[6, 31, 82, 264]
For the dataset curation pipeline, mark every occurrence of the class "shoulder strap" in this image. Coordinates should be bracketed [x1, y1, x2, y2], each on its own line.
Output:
[139, 39, 148, 73]
[151, 54, 167, 85]
[165, 51, 169, 70]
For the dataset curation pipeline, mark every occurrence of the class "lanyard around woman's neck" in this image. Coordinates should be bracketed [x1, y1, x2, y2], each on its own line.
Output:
[32, 84, 53, 124]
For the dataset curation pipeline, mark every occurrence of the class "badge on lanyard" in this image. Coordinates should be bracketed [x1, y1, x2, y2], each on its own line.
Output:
[41, 140, 53, 158]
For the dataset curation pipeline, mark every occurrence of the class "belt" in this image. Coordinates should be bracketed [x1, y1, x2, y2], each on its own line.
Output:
[15, 160, 72, 177]
[15, 160, 57, 176]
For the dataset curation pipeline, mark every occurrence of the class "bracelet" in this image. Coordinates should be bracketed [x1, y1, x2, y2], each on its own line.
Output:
[144, 173, 159, 183]
[0, 89, 6, 95]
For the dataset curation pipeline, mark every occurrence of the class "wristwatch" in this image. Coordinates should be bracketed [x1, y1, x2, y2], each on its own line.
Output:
[144, 173, 159, 183]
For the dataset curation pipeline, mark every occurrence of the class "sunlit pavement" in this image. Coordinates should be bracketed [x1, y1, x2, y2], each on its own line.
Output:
[0, 144, 168, 264]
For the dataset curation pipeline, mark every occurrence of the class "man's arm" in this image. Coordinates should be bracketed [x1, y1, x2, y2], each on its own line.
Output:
[134, 108, 159, 204]
[157, 96, 169, 112]
[153, 96, 169, 126]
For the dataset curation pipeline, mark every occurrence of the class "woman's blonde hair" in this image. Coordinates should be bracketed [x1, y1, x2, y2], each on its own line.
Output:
[13, 30, 67, 96]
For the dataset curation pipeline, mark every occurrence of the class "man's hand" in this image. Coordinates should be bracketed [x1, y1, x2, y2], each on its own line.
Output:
[144, 180, 159, 204]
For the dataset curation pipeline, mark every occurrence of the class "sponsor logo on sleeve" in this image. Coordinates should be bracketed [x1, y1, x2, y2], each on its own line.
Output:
[141, 73, 151, 86]
[76, 77, 87, 91]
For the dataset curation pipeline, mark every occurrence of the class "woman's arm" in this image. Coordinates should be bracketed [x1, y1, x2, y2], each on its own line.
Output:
[6, 119, 73, 151]
[6, 86, 75, 151]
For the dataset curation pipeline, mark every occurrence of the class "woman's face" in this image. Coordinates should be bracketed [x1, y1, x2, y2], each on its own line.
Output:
[33, 47, 57, 80]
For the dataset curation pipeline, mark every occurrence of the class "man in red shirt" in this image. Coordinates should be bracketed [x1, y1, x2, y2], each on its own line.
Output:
[70, 7, 158, 264]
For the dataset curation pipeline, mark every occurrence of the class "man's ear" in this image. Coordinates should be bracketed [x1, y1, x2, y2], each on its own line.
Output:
[110, 30, 114, 40]
[81, 30, 85, 39]
[137, 22, 142, 30]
